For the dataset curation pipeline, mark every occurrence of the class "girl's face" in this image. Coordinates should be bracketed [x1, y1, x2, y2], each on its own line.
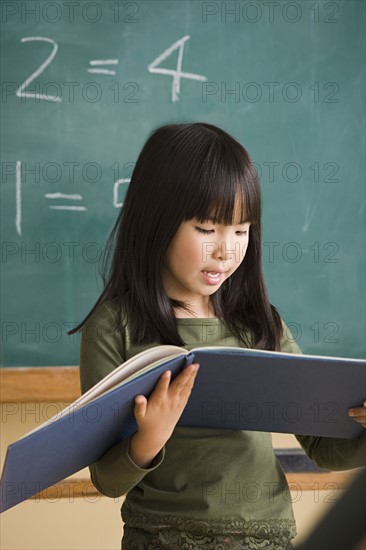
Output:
[162, 205, 251, 315]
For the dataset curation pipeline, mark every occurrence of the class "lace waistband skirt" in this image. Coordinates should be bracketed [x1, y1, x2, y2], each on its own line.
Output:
[122, 524, 295, 550]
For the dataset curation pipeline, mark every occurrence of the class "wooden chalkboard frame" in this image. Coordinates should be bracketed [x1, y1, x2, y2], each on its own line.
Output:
[0, 367, 80, 402]
[31, 471, 355, 500]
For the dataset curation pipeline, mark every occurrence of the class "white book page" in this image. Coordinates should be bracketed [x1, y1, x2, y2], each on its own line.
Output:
[23, 345, 186, 439]
[16, 346, 365, 440]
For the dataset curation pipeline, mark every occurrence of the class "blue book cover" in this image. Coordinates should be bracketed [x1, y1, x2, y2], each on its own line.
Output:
[1, 346, 365, 513]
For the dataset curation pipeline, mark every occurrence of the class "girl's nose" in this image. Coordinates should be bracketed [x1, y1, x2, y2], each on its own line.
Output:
[213, 239, 240, 264]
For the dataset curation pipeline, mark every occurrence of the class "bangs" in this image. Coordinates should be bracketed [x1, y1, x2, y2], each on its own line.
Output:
[181, 140, 260, 226]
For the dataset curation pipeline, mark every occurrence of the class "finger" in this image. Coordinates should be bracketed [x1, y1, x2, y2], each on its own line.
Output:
[348, 405, 366, 416]
[134, 395, 147, 422]
[347, 405, 366, 427]
[152, 370, 171, 396]
[171, 363, 200, 394]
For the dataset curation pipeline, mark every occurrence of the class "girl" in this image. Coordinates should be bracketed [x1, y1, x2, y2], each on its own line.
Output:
[69, 123, 366, 549]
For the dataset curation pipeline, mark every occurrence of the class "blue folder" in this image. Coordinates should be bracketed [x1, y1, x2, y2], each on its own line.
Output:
[1, 347, 365, 513]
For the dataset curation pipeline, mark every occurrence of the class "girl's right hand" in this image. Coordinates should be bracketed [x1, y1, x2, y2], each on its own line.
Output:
[129, 362, 200, 468]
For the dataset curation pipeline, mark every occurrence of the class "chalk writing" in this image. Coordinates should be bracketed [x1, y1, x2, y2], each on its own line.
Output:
[16, 37, 61, 102]
[44, 193, 87, 212]
[113, 179, 130, 208]
[15, 35, 205, 103]
[148, 35, 207, 102]
[15, 161, 22, 236]
[87, 59, 119, 76]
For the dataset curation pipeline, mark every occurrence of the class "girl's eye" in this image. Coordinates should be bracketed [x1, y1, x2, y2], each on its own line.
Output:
[195, 227, 213, 235]
[195, 227, 248, 236]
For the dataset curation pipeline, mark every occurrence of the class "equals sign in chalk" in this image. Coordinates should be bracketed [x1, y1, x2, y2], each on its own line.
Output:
[87, 59, 119, 76]
[45, 193, 87, 211]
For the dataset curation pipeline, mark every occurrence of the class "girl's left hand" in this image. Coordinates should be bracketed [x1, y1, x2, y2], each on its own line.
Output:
[348, 401, 366, 429]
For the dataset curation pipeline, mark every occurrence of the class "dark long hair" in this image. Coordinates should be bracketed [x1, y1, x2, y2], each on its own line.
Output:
[68, 123, 283, 350]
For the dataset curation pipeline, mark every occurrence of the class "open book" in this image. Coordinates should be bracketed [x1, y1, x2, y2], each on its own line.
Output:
[1, 345, 365, 513]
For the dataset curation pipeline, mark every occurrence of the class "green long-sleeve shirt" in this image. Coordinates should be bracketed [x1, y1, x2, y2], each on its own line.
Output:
[79, 301, 366, 549]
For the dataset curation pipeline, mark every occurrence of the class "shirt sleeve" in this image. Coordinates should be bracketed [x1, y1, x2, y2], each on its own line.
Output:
[279, 320, 366, 471]
[79, 302, 165, 498]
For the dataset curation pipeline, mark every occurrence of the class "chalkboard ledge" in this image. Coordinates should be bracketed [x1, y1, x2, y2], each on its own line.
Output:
[0, 367, 80, 402]
[30, 469, 357, 501]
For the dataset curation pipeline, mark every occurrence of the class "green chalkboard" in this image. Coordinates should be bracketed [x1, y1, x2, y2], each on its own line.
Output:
[1, 0, 365, 366]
